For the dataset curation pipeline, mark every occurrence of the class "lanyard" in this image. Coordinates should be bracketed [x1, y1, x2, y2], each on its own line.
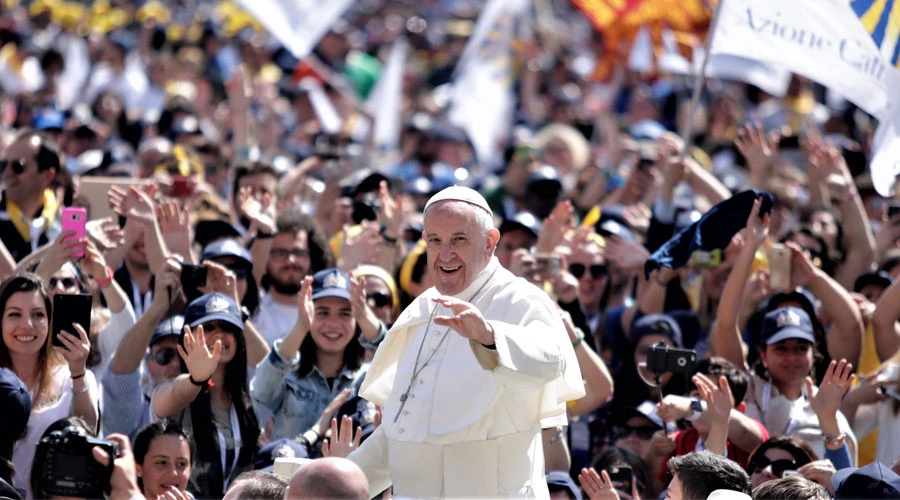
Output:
[217, 405, 242, 489]
[130, 280, 152, 318]
[762, 380, 801, 435]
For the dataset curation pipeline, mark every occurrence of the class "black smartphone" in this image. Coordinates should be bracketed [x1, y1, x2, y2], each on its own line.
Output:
[52, 293, 92, 348]
[180, 264, 208, 289]
[646, 342, 697, 375]
[608, 465, 633, 493]
[888, 203, 900, 219]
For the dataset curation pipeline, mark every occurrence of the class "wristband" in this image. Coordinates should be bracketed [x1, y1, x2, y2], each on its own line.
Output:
[572, 329, 586, 349]
[72, 385, 89, 395]
[94, 266, 114, 287]
[256, 230, 276, 239]
[824, 433, 847, 450]
[71, 372, 85, 380]
[189, 374, 214, 392]
[380, 225, 399, 244]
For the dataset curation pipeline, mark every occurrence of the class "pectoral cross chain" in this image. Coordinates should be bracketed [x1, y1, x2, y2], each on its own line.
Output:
[393, 383, 414, 423]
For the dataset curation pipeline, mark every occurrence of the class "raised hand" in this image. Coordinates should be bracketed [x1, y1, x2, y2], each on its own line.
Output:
[693, 373, 734, 425]
[433, 296, 493, 346]
[156, 201, 192, 258]
[176, 325, 221, 383]
[55, 323, 91, 378]
[744, 196, 770, 247]
[109, 186, 155, 225]
[238, 186, 276, 235]
[604, 235, 650, 272]
[376, 180, 402, 241]
[314, 388, 353, 437]
[82, 240, 110, 284]
[536, 200, 574, 253]
[321, 415, 362, 459]
[798, 459, 837, 494]
[40, 230, 86, 272]
[785, 241, 819, 289]
[579, 468, 633, 500]
[736, 123, 778, 173]
[806, 359, 854, 419]
[341, 222, 383, 270]
[295, 276, 314, 334]
[85, 217, 124, 252]
[200, 261, 240, 306]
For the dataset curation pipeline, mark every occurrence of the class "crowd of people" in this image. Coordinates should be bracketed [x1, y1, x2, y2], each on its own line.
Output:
[2, 0, 900, 498]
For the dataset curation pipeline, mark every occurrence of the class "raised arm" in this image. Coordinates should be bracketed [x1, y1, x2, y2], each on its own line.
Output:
[871, 276, 900, 361]
[151, 324, 221, 418]
[787, 241, 864, 366]
[712, 197, 770, 370]
[108, 259, 181, 375]
[561, 310, 613, 417]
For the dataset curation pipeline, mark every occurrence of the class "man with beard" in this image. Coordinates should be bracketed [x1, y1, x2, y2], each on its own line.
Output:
[253, 208, 334, 345]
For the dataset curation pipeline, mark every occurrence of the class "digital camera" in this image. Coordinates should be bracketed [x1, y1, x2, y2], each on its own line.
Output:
[645, 342, 697, 375]
[35, 425, 118, 499]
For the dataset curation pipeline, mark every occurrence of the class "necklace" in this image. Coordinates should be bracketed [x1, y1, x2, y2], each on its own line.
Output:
[393, 267, 498, 423]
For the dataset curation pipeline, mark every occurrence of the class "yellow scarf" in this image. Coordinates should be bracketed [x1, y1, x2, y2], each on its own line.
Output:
[6, 189, 59, 241]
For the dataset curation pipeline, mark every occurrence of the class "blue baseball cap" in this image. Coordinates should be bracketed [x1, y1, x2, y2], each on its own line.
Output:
[184, 293, 243, 330]
[631, 313, 683, 347]
[499, 211, 542, 238]
[832, 462, 900, 499]
[762, 306, 815, 345]
[0, 367, 31, 442]
[150, 315, 185, 347]
[311, 269, 352, 301]
[32, 107, 65, 131]
[201, 238, 252, 269]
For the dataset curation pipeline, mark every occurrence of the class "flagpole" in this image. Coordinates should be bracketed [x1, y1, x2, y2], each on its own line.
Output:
[679, 0, 726, 161]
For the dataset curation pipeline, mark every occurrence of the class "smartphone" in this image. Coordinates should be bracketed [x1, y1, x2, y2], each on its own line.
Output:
[768, 243, 792, 291]
[171, 176, 194, 198]
[608, 465, 633, 493]
[61, 207, 87, 259]
[888, 203, 900, 219]
[534, 254, 562, 276]
[180, 264, 208, 289]
[52, 293, 92, 348]
[782, 470, 802, 479]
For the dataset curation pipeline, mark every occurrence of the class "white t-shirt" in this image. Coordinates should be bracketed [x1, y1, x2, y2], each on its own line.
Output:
[252, 293, 299, 346]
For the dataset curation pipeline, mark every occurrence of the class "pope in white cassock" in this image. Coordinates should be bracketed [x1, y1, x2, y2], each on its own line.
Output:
[342, 186, 585, 498]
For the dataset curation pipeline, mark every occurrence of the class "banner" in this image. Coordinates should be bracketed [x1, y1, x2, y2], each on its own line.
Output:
[367, 37, 408, 154]
[709, 0, 891, 118]
[235, 0, 353, 60]
[448, 0, 530, 170]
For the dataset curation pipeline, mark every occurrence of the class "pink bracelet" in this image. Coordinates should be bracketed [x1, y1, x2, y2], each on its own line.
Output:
[95, 266, 114, 287]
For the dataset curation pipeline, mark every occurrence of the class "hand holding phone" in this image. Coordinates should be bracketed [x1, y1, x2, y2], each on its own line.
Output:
[180, 264, 208, 289]
[768, 243, 792, 291]
[607, 465, 633, 494]
[52, 293, 92, 348]
[61, 207, 87, 259]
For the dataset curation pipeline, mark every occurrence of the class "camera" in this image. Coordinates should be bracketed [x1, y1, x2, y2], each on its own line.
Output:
[352, 192, 383, 224]
[36, 425, 119, 499]
[181, 263, 208, 289]
[645, 342, 697, 375]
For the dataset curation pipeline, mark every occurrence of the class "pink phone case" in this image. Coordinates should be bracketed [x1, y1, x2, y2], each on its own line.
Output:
[61, 207, 87, 259]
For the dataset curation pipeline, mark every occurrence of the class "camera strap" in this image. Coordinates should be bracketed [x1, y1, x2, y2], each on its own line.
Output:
[217, 406, 242, 487]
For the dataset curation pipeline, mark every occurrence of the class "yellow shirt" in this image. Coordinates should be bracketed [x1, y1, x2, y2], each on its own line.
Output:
[856, 323, 881, 466]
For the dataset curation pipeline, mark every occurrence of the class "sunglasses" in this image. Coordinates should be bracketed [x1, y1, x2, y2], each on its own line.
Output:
[150, 347, 178, 365]
[0, 159, 26, 175]
[749, 456, 798, 477]
[569, 263, 608, 280]
[49, 277, 78, 289]
[612, 425, 658, 441]
[367, 292, 391, 308]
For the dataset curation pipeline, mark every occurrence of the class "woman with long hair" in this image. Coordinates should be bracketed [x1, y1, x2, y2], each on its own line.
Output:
[714, 198, 857, 463]
[150, 293, 259, 499]
[0, 273, 97, 497]
[251, 268, 385, 454]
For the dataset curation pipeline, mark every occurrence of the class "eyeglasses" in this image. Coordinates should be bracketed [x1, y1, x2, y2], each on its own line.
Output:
[0, 159, 27, 176]
[367, 292, 391, 308]
[270, 248, 309, 262]
[569, 263, 608, 280]
[150, 347, 178, 365]
[49, 277, 78, 289]
[749, 456, 798, 477]
[612, 425, 658, 441]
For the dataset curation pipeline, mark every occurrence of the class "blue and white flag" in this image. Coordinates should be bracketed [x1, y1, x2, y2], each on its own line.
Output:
[235, 0, 353, 60]
[448, 0, 530, 172]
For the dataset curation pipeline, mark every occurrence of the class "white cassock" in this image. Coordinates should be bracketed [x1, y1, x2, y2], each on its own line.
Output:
[349, 257, 585, 498]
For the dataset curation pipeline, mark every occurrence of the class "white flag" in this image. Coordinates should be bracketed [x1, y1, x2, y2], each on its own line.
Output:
[448, 0, 529, 171]
[709, 0, 891, 119]
[367, 38, 408, 153]
[235, 0, 353, 60]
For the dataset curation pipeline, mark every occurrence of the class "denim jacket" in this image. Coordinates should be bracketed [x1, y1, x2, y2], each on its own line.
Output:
[251, 329, 384, 442]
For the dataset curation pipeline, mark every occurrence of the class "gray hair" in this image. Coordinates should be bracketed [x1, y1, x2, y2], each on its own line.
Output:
[425, 200, 495, 236]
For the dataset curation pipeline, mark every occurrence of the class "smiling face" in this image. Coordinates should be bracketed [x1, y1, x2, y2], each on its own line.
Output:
[2, 290, 50, 358]
[198, 321, 238, 365]
[759, 339, 814, 387]
[423, 201, 500, 296]
[310, 296, 355, 355]
[137, 434, 192, 498]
